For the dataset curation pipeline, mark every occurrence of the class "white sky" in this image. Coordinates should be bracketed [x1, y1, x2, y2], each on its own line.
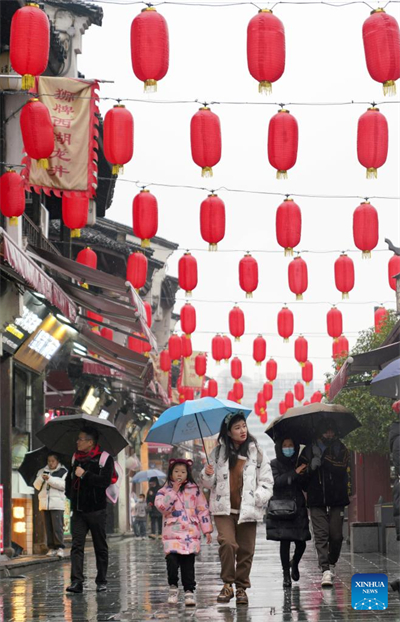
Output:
[79, 0, 400, 402]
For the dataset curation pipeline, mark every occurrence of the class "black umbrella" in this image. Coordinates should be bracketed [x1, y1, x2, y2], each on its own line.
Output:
[36, 413, 128, 457]
[18, 447, 71, 487]
[265, 403, 361, 445]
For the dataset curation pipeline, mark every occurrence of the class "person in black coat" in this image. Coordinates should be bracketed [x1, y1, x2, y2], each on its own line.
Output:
[266, 437, 310, 588]
[65, 427, 113, 594]
[146, 476, 162, 538]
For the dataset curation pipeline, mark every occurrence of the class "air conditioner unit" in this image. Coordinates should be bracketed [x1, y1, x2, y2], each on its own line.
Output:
[40, 205, 49, 238]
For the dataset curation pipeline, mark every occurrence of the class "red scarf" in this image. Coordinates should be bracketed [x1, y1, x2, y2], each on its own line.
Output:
[74, 444, 102, 462]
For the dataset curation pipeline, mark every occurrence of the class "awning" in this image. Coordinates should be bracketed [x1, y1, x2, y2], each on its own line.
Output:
[80, 327, 149, 378]
[0, 228, 77, 322]
[45, 371, 75, 409]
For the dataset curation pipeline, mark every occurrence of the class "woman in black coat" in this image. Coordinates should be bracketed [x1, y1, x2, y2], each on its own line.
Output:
[266, 438, 311, 588]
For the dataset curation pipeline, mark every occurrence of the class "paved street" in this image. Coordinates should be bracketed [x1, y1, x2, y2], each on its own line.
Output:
[1, 527, 399, 621]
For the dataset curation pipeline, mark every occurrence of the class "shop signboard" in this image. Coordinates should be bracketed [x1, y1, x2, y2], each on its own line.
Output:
[14, 314, 70, 374]
[1, 293, 47, 355]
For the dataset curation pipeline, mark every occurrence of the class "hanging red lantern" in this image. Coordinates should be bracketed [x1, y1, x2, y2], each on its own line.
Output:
[388, 254, 400, 290]
[288, 256, 308, 300]
[229, 306, 245, 342]
[276, 198, 302, 256]
[294, 382, 304, 402]
[179, 393, 186, 404]
[266, 358, 278, 383]
[254, 403, 261, 417]
[375, 306, 389, 333]
[128, 333, 151, 356]
[268, 109, 298, 179]
[277, 306, 294, 342]
[302, 360, 313, 385]
[334, 254, 355, 299]
[87, 310, 103, 328]
[333, 335, 349, 361]
[294, 335, 308, 367]
[231, 357, 242, 382]
[257, 391, 266, 414]
[76, 247, 97, 270]
[160, 350, 171, 373]
[263, 382, 273, 402]
[0, 170, 25, 224]
[62, 193, 89, 238]
[208, 379, 218, 398]
[327, 306, 343, 340]
[190, 107, 222, 177]
[101, 327, 113, 341]
[228, 390, 236, 402]
[130, 7, 169, 92]
[104, 105, 134, 175]
[185, 387, 195, 401]
[133, 189, 158, 248]
[311, 391, 323, 403]
[10, 4, 50, 90]
[247, 9, 285, 95]
[178, 252, 198, 296]
[169, 334, 182, 365]
[260, 410, 268, 424]
[195, 353, 207, 378]
[127, 252, 148, 291]
[362, 9, 400, 96]
[353, 202, 379, 258]
[324, 382, 331, 397]
[239, 254, 259, 298]
[357, 107, 388, 178]
[181, 303, 196, 337]
[212, 334, 225, 365]
[285, 391, 294, 409]
[303, 400, 311, 406]
[201, 386, 208, 398]
[20, 98, 54, 169]
[233, 381, 244, 403]
[200, 193, 226, 251]
[223, 335, 232, 362]
[253, 335, 267, 366]
[279, 401, 287, 415]
[143, 301, 152, 328]
[181, 334, 192, 359]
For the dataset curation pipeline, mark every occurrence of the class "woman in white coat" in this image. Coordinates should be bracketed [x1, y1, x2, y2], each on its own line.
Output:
[34, 453, 68, 557]
[200, 412, 273, 605]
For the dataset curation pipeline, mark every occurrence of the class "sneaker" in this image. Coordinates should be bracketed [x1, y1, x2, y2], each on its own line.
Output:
[236, 587, 248, 605]
[56, 548, 64, 558]
[330, 565, 336, 577]
[184, 591, 196, 607]
[46, 549, 56, 557]
[96, 583, 107, 592]
[217, 583, 234, 603]
[321, 570, 333, 587]
[168, 586, 178, 604]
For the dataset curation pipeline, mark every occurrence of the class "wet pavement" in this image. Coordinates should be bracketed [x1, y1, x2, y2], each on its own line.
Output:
[1, 526, 399, 621]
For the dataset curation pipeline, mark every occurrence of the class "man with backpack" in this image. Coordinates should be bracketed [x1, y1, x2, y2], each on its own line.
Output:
[65, 427, 114, 594]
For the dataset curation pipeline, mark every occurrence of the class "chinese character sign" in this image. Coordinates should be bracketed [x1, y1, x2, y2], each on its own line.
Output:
[182, 351, 204, 389]
[22, 76, 99, 197]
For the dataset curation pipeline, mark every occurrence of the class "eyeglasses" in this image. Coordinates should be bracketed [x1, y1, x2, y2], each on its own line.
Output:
[77, 437, 90, 443]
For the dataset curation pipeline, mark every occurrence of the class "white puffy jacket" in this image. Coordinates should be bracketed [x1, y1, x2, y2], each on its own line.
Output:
[34, 465, 68, 511]
[200, 442, 274, 524]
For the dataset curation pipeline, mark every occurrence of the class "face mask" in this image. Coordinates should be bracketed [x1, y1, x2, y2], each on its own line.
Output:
[282, 447, 295, 458]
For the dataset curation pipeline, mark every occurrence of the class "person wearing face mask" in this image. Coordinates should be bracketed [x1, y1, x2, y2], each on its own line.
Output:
[266, 438, 310, 588]
[300, 418, 350, 588]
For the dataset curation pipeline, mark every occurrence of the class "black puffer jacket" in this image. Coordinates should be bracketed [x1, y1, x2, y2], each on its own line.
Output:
[266, 441, 311, 542]
[300, 439, 350, 508]
[66, 452, 113, 513]
[146, 479, 162, 518]
[389, 420, 400, 474]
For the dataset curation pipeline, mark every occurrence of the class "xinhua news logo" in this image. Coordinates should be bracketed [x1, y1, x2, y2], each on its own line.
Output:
[351, 573, 388, 610]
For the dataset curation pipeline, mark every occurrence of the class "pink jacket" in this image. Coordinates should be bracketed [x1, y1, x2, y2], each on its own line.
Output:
[155, 482, 213, 555]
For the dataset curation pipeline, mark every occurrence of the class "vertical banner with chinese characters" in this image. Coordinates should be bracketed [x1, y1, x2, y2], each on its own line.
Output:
[22, 76, 99, 198]
[182, 351, 205, 389]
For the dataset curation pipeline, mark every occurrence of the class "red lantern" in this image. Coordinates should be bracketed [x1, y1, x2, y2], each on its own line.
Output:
[260, 410, 268, 425]
[253, 335, 267, 366]
[212, 334, 225, 365]
[353, 202, 379, 258]
[128, 333, 151, 356]
[143, 301, 152, 328]
[375, 306, 389, 333]
[294, 335, 308, 367]
[263, 382, 273, 402]
[254, 403, 261, 417]
[231, 357, 242, 382]
[268, 109, 298, 179]
[266, 358, 277, 383]
[357, 107, 388, 178]
[388, 254, 400, 290]
[169, 334, 182, 364]
[303, 400, 311, 406]
[285, 391, 294, 409]
[104, 105, 134, 175]
[101, 327, 113, 341]
[257, 391, 266, 414]
[76, 247, 97, 270]
[302, 360, 313, 385]
[20, 98, 54, 169]
[311, 391, 323, 404]
[127, 252, 148, 291]
[178, 252, 198, 296]
[294, 382, 304, 402]
[130, 7, 169, 92]
[223, 335, 232, 362]
[233, 381, 244, 402]
[0, 170, 25, 224]
[335, 254, 355, 299]
[277, 307, 294, 342]
[324, 382, 331, 397]
[181, 335, 192, 359]
[247, 9, 285, 94]
[195, 353, 207, 378]
[181, 303, 196, 337]
[239, 254, 259, 298]
[160, 350, 171, 373]
[288, 256, 308, 300]
[87, 310, 103, 328]
[179, 393, 185, 404]
[200, 193, 226, 251]
[279, 400, 287, 415]
[228, 390, 236, 402]
[201, 386, 208, 398]
[208, 379, 218, 398]
[276, 199, 302, 256]
[333, 335, 349, 361]
[327, 306, 343, 340]
[229, 306, 245, 342]
[10, 4, 50, 90]
[190, 107, 222, 177]
[185, 387, 195, 401]
[363, 9, 400, 95]
[62, 193, 89, 238]
[133, 189, 158, 248]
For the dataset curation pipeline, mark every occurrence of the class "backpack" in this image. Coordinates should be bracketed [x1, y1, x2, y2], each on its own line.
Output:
[72, 451, 123, 504]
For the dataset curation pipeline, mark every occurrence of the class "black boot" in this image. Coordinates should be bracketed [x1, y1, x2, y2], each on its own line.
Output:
[291, 559, 300, 582]
[283, 569, 292, 588]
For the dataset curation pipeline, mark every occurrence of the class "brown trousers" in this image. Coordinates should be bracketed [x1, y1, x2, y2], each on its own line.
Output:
[214, 514, 257, 589]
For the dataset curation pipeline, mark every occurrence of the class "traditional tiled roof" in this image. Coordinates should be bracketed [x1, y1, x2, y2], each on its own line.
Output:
[45, 0, 103, 27]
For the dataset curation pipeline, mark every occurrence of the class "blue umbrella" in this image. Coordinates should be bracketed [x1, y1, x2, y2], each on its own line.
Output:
[371, 358, 400, 398]
[132, 469, 166, 483]
[145, 397, 251, 462]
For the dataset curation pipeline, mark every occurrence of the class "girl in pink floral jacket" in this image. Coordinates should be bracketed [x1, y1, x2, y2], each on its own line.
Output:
[155, 458, 213, 607]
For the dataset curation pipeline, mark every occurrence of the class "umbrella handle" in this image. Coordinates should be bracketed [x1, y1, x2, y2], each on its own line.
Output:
[194, 413, 209, 464]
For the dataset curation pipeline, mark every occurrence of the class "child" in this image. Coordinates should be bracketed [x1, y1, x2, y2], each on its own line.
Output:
[133, 493, 147, 539]
[155, 458, 213, 607]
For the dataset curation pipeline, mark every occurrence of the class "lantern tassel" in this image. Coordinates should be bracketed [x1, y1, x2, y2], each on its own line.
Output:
[284, 338, 289, 343]
[362, 250, 371, 259]
[144, 79, 157, 93]
[300, 362, 305, 367]
[185, 334, 191, 339]
[366, 167, 377, 179]
[276, 170, 288, 180]
[9, 216, 18, 226]
[284, 247, 293, 257]
[21, 74, 35, 91]
[37, 158, 49, 169]
[112, 164, 124, 175]
[383, 80, 396, 97]
[234, 379, 239, 383]
[246, 292, 253, 299]
[141, 239, 151, 248]
[259, 81, 272, 95]
[209, 243, 218, 251]
[235, 337, 241, 342]
[224, 358, 229, 363]
[342, 292, 349, 300]
[185, 290, 192, 297]
[255, 361, 261, 366]
[81, 283, 89, 290]
[201, 167, 213, 178]
[296, 294, 303, 301]
[173, 360, 179, 366]
[71, 229, 81, 238]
